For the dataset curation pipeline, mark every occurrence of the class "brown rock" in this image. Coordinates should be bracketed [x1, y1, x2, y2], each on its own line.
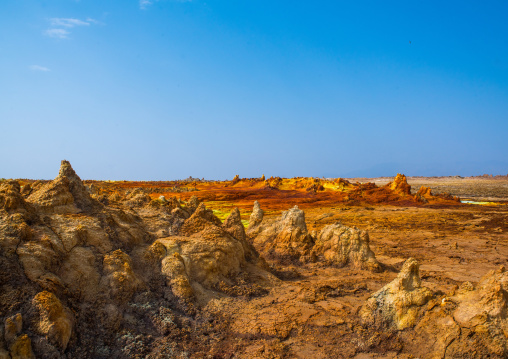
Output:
[31, 291, 74, 350]
[161, 251, 194, 300]
[252, 205, 314, 260]
[247, 201, 264, 232]
[179, 203, 222, 236]
[230, 174, 240, 185]
[58, 247, 101, 301]
[101, 250, 142, 302]
[4, 313, 22, 345]
[312, 223, 380, 271]
[9, 334, 34, 359]
[0, 181, 31, 214]
[155, 223, 247, 293]
[223, 207, 246, 242]
[360, 258, 433, 330]
[452, 266, 508, 325]
[387, 173, 411, 196]
[27, 160, 97, 213]
[186, 195, 200, 214]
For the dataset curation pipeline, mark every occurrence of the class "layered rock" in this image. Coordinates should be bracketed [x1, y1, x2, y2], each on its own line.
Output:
[312, 223, 380, 271]
[360, 258, 433, 329]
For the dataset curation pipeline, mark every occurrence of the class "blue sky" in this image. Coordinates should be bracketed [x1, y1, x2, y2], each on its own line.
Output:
[1, 1, 507, 180]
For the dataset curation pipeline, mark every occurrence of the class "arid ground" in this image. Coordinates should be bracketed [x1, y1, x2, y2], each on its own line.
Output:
[1, 163, 507, 358]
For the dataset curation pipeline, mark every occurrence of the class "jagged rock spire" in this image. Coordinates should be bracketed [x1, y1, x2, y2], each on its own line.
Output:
[248, 201, 264, 228]
[360, 258, 433, 330]
[27, 160, 96, 213]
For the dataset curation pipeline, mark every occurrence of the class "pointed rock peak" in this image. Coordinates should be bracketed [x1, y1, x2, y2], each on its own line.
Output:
[188, 195, 200, 208]
[281, 205, 307, 231]
[193, 202, 208, 216]
[396, 258, 422, 291]
[261, 174, 265, 181]
[58, 160, 79, 180]
[191, 202, 221, 224]
[27, 160, 95, 213]
[360, 257, 432, 330]
[249, 201, 264, 228]
[180, 201, 223, 235]
[388, 173, 411, 195]
[223, 207, 247, 241]
[57, 160, 94, 209]
[185, 195, 200, 214]
[224, 207, 241, 226]
[230, 174, 240, 185]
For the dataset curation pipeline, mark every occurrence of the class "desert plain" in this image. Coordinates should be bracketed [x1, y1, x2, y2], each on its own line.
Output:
[1, 161, 508, 358]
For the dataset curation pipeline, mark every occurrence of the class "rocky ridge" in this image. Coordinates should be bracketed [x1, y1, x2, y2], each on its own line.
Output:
[0, 161, 270, 358]
[0, 162, 504, 358]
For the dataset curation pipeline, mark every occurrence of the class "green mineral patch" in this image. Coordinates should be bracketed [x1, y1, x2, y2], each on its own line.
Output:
[212, 209, 230, 221]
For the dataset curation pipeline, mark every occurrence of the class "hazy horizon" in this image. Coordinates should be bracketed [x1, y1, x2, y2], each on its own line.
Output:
[1, 1, 507, 180]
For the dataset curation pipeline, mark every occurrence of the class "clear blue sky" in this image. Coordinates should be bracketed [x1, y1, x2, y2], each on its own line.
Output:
[1, 1, 507, 180]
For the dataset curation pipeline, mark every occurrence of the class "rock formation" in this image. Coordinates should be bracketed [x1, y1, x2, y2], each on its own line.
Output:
[415, 186, 433, 203]
[250, 205, 315, 261]
[246, 200, 264, 236]
[0, 181, 33, 215]
[360, 258, 433, 330]
[247, 202, 381, 269]
[228, 174, 240, 186]
[451, 266, 508, 326]
[0, 163, 486, 358]
[384, 266, 508, 358]
[27, 160, 98, 214]
[223, 207, 245, 241]
[185, 195, 200, 214]
[31, 291, 74, 350]
[421, 266, 508, 357]
[386, 173, 412, 196]
[312, 223, 380, 271]
[0, 161, 270, 358]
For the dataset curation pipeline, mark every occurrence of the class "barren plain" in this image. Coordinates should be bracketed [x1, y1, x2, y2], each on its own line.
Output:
[1, 162, 508, 358]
